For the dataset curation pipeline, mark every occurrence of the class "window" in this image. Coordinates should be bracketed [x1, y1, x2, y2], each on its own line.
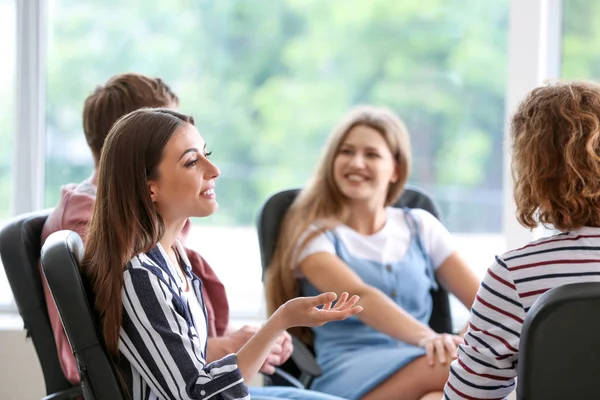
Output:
[562, 0, 600, 80]
[46, 0, 509, 324]
[0, 0, 16, 309]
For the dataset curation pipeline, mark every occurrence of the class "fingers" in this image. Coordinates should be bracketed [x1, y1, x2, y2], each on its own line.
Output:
[434, 337, 447, 364]
[331, 292, 361, 312]
[270, 342, 283, 356]
[281, 330, 292, 341]
[273, 334, 285, 346]
[239, 325, 258, 334]
[332, 292, 349, 309]
[326, 292, 354, 311]
[342, 305, 363, 317]
[280, 338, 294, 363]
[259, 362, 276, 375]
[314, 292, 337, 309]
[309, 292, 362, 311]
[420, 334, 459, 366]
[424, 340, 435, 366]
[336, 294, 360, 311]
[264, 353, 282, 367]
[443, 334, 458, 358]
[316, 305, 363, 323]
[274, 331, 292, 362]
[291, 293, 362, 329]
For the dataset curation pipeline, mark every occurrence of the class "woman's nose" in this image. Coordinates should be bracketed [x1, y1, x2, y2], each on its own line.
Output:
[348, 154, 366, 168]
[204, 159, 220, 179]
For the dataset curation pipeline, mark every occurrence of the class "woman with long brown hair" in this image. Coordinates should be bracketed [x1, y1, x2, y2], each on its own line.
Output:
[266, 106, 480, 400]
[83, 107, 362, 399]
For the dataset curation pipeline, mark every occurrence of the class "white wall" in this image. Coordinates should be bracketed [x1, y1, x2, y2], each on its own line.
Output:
[0, 329, 45, 400]
[0, 318, 264, 400]
[0, 327, 517, 400]
[0, 335, 519, 400]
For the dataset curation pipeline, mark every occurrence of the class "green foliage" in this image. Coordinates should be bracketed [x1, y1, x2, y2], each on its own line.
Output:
[38, 0, 514, 231]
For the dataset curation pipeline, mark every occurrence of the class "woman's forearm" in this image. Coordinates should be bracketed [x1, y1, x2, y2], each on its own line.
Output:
[357, 286, 434, 345]
[235, 315, 284, 382]
[206, 337, 230, 363]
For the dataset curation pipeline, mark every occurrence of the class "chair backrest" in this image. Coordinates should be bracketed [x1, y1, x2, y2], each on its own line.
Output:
[41, 230, 125, 400]
[0, 209, 74, 395]
[517, 282, 600, 400]
[256, 185, 452, 334]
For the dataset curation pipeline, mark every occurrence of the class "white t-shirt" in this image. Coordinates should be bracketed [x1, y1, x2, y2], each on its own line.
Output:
[295, 208, 455, 275]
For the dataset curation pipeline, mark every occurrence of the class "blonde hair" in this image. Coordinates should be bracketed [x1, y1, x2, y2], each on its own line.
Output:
[511, 81, 600, 231]
[265, 105, 411, 342]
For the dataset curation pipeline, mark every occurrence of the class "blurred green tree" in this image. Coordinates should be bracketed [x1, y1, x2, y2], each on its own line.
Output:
[44, 0, 511, 231]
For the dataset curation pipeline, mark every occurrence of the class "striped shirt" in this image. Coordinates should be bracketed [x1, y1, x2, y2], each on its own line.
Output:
[118, 240, 249, 400]
[444, 227, 600, 399]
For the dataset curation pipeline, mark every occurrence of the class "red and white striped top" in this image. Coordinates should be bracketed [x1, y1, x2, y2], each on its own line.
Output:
[444, 226, 600, 399]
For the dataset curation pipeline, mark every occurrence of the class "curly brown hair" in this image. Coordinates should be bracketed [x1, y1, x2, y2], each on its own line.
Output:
[511, 81, 600, 231]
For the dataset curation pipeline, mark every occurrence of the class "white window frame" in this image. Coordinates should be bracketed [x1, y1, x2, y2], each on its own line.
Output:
[0, 0, 46, 313]
[503, 0, 563, 250]
[13, 0, 46, 215]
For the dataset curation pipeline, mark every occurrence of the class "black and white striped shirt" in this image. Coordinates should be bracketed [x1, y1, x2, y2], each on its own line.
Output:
[118, 241, 249, 400]
[444, 227, 600, 399]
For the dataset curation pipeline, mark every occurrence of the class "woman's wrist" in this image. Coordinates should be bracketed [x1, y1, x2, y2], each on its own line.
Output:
[415, 329, 438, 347]
[266, 307, 289, 332]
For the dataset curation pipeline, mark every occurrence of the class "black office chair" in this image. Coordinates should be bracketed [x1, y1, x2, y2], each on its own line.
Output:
[0, 210, 82, 400]
[256, 185, 453, 387]
[41, 230, 125, 400]
[517, 282, 600, 400]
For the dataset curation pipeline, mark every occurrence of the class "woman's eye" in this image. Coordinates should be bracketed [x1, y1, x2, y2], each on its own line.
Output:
[339, 148, 353, 155]
[367, 153, 380, 158]
[185, 159, 199, 167]
[205, 151, 213, 159]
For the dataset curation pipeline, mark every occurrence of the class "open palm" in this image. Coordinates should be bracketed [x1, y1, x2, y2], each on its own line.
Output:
[279, 292, 362, 329]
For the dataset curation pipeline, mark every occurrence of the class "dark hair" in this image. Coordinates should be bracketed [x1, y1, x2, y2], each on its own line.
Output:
[83, 73, 179, 164]
[82, 108, 194, 359]
[511, 81, 600, 231]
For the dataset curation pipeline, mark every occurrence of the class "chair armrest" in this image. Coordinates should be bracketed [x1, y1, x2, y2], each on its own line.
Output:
[269, 367, 305, 389]
[262, 336, 322, 388]
[289, 336, 321, 379]
[42, 386, 82, 400]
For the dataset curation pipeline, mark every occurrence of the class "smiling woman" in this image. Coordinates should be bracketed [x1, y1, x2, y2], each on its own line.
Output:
[266, 106, 480, 400]
[147, 122, 220, 226]
[334, 126, 404, 220]
[81, 107, 363, 399]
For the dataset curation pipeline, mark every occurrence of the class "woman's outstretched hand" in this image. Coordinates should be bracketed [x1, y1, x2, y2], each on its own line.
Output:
[235, 292, 361, 381]
[274, 291, 363, 329]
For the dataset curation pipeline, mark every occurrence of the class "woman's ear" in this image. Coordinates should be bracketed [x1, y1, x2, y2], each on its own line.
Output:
[148, 181, 158, 203]
[390, 163, 400, 183]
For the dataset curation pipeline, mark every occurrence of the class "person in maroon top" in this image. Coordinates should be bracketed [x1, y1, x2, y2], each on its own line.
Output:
[41, 73, 292, 387]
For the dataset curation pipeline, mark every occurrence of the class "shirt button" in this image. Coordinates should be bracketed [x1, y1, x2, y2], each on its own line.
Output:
[200, 390, 206, 396]
[390, 290, 397, 299]
[385, 264, 392, 272]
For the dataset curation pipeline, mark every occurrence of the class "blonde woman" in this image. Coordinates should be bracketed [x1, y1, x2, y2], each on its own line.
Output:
[266, 106, 480, 400]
